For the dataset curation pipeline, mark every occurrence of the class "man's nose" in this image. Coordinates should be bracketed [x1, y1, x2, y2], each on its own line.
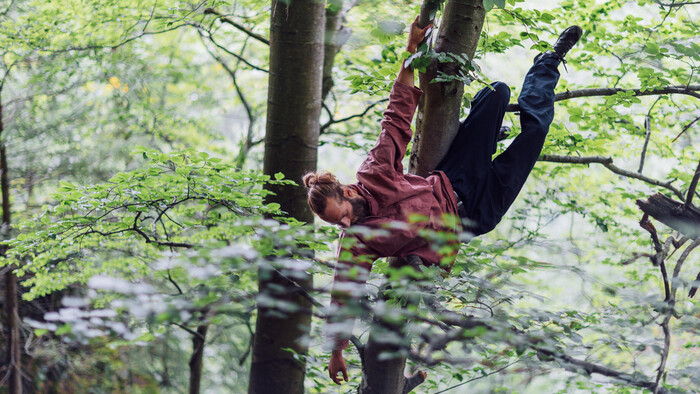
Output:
[340, 217, 351, 228]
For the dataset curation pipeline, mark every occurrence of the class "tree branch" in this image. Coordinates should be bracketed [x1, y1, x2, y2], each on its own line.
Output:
[539, 154, 685, 200]
[193, 23, 268, 73]
[672, 114, 700, 143]
[320, 99, 388, 133]
[684, 160, 700, 207]
[203, 8, 270, 45]
[655, 0, 700, 7]
[401, 371, 427, 394]
[506, 85, 700, 112]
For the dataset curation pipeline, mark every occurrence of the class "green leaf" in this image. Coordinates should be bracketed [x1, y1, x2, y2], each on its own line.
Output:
[645, 42, 659, 55]
[55, 324, 72, 335]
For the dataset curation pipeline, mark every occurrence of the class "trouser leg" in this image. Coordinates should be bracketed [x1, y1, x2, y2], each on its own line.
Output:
[468, 53, 561, 235]
[437, 81, 510, 208]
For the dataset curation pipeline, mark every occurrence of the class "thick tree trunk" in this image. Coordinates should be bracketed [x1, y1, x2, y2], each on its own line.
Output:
[360, 1, 486, 392]
[1, 97, 21, 393]
[249, 1, 324, 393]
[410, 0, 486, 176]
[188, 324, 208, 394]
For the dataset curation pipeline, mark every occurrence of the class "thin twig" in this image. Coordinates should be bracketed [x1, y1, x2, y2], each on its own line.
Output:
[639, 97, 662, 173]
[672, 115, 700, 143]
[539, 155, 685, 200]
[320, 99, 389, 133]
[203, 8, 270, 45]
[432, 360, 521, 394]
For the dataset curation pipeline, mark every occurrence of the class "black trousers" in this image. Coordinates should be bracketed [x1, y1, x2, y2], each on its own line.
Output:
[436, 53, 561, 236]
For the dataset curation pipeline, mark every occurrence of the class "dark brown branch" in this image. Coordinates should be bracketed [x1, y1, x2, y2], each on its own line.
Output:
[639, 97, 661, 173]
[167, 269, 184, 295]
[639, 114, 652, 173]
[320, 99, 388, 133]
[401, 371, 427, 394]
[655, 0, 700, 6]
[672, 115, 700, 143]
[506, 85, 700, 112]
[203, 8, 270, 45]
[539, 154, 685, 200]
[193, 24, 268, 73]
[688, 270, 700, 298]
[542, 350, 661, 392]
[0, 0, 16, 17]
[412, 311, 662, 392]
[418, 0, 444, 27]
[684, 160, 700, 207]
[637, 193, 700, 239]
[173, 322, 205, 340]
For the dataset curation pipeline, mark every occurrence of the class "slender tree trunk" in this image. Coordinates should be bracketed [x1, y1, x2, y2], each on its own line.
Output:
[188, 324, 208, 394]
[359, 313, 408, 394]
[322, 1, 354, 101]
[410, 0, 486, 176]
[360, 1, 486, 392]
[1, 96, 22, 393]
[249, 1, 324, 393]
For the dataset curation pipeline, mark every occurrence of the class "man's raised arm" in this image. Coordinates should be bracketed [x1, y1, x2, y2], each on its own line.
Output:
[397, 17, 431, 88]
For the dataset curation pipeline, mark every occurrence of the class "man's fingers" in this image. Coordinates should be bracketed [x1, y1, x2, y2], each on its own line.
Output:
[328, 370, 347, 385]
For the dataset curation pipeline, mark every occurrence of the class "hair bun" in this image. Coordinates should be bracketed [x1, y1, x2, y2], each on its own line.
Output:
[302, 171, 338, 189]
[302, 172, 317, 189]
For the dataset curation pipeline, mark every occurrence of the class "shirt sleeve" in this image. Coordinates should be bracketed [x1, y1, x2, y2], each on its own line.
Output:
[356, 81, 423, 206]
[326, 232, 377, 350]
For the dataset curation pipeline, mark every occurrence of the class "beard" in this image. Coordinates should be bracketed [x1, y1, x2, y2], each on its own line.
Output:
[349, 196, 369, 225]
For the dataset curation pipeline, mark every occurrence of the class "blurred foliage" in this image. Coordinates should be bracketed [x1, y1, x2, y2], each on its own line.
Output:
[0, 0, 697, 392]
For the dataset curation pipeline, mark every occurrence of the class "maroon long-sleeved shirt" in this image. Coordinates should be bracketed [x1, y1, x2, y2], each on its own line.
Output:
[329, 81, 461, 350]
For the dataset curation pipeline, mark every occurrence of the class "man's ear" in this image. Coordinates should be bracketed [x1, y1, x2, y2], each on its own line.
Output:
[342, 186, 356, 199]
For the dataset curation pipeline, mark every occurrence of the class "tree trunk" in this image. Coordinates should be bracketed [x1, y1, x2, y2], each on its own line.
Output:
[360, 1, 486, 392]
[249, 1, 324, 393]
[322, 1, 354, 101]
[410, 0, 486, 176]
[188, 324, 208, 394]
[1, 96, 21, 393]
[359, 320, 407, 394]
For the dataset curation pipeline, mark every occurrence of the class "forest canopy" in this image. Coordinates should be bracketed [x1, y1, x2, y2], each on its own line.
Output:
[0, 0, 698, 393]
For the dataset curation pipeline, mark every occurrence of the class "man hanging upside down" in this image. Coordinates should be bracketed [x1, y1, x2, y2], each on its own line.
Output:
[302, 17, 583, 384]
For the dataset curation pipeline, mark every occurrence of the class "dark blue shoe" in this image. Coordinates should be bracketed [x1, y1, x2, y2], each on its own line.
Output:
[552, 26, 583, 60]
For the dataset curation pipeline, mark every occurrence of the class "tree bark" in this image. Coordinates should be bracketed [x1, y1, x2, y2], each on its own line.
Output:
[188, 324, 208, 394]
[410, 0, 485, 177]
[250, 0, 324, 393]
[359, 320, 408, 394]
[637, 193, 700, 239]
[322, 1, 354, 101]
[1, 94, 22, 394]
[359, 2, 486, 392]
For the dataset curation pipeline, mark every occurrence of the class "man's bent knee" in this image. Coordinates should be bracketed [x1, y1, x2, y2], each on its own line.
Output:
[491, 82, 511, 107]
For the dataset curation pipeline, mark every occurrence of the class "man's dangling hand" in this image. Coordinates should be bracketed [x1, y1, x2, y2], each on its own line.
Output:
[328, 349, 349, 385]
